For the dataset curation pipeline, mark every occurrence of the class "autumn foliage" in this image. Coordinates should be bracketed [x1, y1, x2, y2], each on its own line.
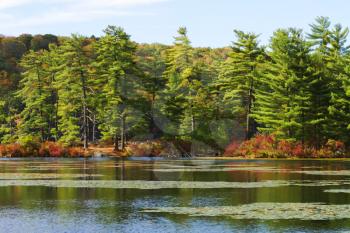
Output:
[0, 141, 87, 157]
[224, 134, 348, 158]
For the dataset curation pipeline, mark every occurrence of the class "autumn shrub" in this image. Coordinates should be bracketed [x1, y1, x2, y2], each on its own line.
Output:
[39, 142, 66, 157]
[233, 134, 278, 158]
[5, 144, 26, 157]
[223, 141, 240, 156]
[325, 139, 346, 157]
[225, 133, 348, 158]
[0, 144, 7, 157]
[276, 140, 294, 157]
[291, 143, 305, 157]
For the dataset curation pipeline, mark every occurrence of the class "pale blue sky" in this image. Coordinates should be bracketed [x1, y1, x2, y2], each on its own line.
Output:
[0, 0, 349, 47]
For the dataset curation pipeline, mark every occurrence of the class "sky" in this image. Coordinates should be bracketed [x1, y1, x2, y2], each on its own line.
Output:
[0, 0, 350, 47]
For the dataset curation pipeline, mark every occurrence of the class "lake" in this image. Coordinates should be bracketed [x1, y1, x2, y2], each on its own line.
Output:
[0, 158, 350, 232]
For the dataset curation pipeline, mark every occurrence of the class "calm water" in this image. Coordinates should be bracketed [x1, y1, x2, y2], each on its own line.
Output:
[0, 158, 350, 232]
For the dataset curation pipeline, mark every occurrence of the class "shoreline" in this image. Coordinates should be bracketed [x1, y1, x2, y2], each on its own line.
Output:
[1, 142, 349, 159]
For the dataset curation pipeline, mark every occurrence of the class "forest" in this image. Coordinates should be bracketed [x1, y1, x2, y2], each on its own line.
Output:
[0, 16, 349, 158]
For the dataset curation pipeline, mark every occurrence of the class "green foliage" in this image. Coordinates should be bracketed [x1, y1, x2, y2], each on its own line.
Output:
[55, 34, 94, 147]
[217, 30, 264, 140]
[253, 28, 313, 142]
[94, 26, 139, 150]
[17, 50, 54, 141]
[0, 19, 349, 156]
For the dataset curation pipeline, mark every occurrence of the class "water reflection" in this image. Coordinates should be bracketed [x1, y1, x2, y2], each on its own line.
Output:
[0, 158, 349, 232]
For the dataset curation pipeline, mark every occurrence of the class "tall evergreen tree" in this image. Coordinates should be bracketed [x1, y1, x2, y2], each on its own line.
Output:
[17, 50, 52, 141]
[218, 30, 264, 140]
[94, 26, 139, 151]
[326, 24, 350, 143]
[162, 27, 199, 140]
[308, 17, 350, 146]
[136, 43, 167, 138]
[56, 35, 93, 148]
[253, 28, 313, 143]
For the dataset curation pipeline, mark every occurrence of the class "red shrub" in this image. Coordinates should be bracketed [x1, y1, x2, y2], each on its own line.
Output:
[224, 141, 240, 156]
[235, 134, 278, 158]
[39, 142, 66, 157]
[291, 143, 305, 157]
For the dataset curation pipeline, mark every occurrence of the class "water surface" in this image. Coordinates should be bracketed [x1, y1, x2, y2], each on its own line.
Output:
[0, 158, 350, 232]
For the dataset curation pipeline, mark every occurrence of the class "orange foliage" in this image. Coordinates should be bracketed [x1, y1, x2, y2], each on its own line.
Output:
[39, 142, 66, 157]
[224, 134, 348, 158]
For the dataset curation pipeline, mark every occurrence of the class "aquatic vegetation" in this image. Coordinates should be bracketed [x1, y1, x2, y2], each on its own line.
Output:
[0, 180, 292, 189]
[294, 170, 350, 176]
[0, 179, 348, 189]
[148, 166, 283, 172]
[142, 203, 350, 220]
[324, 189, 350, 193]
[0, 173, 102, 179]
[294, 180, 350, 186]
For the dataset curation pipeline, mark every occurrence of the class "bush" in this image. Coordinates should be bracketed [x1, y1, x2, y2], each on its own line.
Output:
[225, 134, 348, 158]
[39, 142, 66, 157]
[233, 134, 278, 158]
[223, 141, 240, 156]
[0, 145, 6, 157]
[4, 144, 26, 157]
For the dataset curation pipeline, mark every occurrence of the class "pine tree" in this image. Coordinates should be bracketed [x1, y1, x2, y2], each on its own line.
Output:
[17, 50, 53, 141]
[162, 27, 198, 140]
[136, 43, 167, 139]
[94, 26, 139, 151]
[253, 28, 313, 143]
[307, 17, 336, 146]
[217, 30, 264, 140]
[56, 35, 93, 148]
[308, 17, 350, 146]
[326, 24, 350, 144]
[44, 44, 61, 141]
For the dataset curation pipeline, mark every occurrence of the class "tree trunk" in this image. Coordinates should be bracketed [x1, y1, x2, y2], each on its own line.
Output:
[80, 70, 88, 150]
[246, 80, 254, 140]
[119, 76, 127, 151]
[114, 132, 119, 151]
[92, 115, 96, 143]
[120, 113, 126, 151]
[82, 104, 88, 150]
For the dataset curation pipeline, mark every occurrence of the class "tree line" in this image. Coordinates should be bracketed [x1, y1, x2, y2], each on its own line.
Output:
[0, 17, 349, 154]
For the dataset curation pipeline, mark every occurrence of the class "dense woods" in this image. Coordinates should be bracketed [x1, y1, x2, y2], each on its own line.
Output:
[0, 17, 349, 157]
